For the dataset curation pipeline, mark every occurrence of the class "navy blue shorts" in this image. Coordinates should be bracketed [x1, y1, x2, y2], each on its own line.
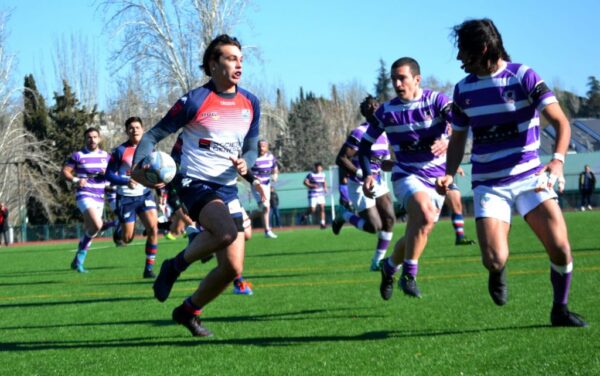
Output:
[180, 179, 243, 230]
[116, 190, 157, 224]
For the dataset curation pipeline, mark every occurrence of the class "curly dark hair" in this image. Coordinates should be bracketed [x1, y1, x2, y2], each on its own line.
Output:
[359, 95, 380, 118]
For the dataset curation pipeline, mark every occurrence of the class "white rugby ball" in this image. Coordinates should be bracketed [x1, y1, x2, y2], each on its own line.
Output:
[143, 151, 177, 184]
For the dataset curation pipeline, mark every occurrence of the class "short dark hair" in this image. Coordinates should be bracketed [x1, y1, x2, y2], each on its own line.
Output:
[314, 162, 323, 169]
[125, 116, 143, 130]
[391, 57, 420, 76]
[201, 34, 242, 77]
[452, 18, 511, 67]
[84, 127, 100, 138]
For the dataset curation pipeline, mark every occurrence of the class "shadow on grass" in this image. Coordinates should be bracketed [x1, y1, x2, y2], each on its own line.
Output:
[0, 307, 378, 331]
[0, 266, 122, 278]
[0, 323, 551, 351]
[247, 247, 368, 258]
[0, 280, 62, 287]
[0, 296, 153, 309]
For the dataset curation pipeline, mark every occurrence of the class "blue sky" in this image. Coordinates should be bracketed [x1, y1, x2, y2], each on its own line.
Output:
[3, 0, 600, 108]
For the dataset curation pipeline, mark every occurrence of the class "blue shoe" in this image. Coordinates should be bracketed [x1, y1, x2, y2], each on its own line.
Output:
[233, 281, 253, 295]
[185, 226, 200, 243]
[370, 259, 382, 272]
[76, 264, 88, 273]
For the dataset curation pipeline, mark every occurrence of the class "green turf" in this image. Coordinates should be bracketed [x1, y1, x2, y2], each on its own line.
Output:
[1, 211, 599, 375]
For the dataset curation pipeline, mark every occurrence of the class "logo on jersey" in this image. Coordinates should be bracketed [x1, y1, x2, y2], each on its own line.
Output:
[502, 90, 515, 103]
[241, 109, 251, 120]
[480, 195, 492, 208]
[201, 111, 220, 120]
[199, 138, 212, 149]
[169, 101, 184, 116]
[423, 109, 432, 121]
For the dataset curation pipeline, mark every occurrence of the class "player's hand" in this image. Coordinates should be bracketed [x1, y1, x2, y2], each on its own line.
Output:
[77, 178, 87, 188]
[435, 175, 454, 195]
[457, 167, 465, 177]
[131, 164, 166, 189]
[431, 137, 449, 157]
[362, 175, 376, 198]
[127, 178, 138, 189]
[229, 156, 248, 176]
[534, 159, 563, 192]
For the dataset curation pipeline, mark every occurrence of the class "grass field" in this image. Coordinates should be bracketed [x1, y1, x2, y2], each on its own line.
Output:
[1, 211, 599, 375]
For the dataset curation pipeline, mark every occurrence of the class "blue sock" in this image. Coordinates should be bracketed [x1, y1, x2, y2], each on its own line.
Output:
[76, 250, 88, 266]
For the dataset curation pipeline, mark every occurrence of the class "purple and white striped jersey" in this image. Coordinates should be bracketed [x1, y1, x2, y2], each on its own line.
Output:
[452, 62, 557, 188]
[364, 89, 450, 188]
[345, 122, 390, 184]
[305, 171, 326, 198]
[65, 148, 109, 203]
[251, 152, 277, 185]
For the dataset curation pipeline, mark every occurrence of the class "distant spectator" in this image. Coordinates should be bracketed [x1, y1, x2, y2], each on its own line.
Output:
[269, 186, 281, 227]
[302, 162, 328, 229]
[0, 202, 8, 246]
[578, 165, 596, 211]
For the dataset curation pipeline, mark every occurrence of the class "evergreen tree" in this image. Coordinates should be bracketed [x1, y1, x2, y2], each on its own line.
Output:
[281, 90, 333, 171]
[582, 76, 600, 118]
[374, 59, 392, 102]
[554, 86, 582, 120]
[23, 74, 51, 139]
[23, 74, 53, 224]
[48, 80, 99, 223]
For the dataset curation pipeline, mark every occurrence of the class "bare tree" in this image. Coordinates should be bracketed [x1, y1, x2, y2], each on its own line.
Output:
[0, 11, 61, 225]
[52, 33, 100, 110]
[101, 0, 251, 95]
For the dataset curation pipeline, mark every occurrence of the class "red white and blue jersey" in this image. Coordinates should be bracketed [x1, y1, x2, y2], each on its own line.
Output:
[251, 152, 277, 185]
[136, 82, 260, 186]
[452, 62, 557, 188]
[106, 141, 148, 197]
[65, 148, 109, 203]
[345, 122, 390, 184]
[364, 89, 450, 188]
[305, 171, 326, 198]
[171, 135, 183, 165]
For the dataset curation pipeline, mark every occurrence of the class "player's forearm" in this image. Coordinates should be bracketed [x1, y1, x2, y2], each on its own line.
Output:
[336, 150, 356, 174]
[241, 135, 259, 169]
[357, 140, 374, 176]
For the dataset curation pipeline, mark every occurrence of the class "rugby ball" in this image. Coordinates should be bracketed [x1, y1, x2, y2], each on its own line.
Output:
[143, 151, 177, 184]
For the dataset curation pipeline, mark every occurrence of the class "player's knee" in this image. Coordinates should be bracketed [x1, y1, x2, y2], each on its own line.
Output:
[382, 215, 395, 231]
[481, 251, 506, 272]
[214, 227, 238, 249]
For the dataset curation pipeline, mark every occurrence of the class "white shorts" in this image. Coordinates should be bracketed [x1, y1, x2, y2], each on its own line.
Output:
[77, 197, 104, 215]
[393, 175, 444, 222]
[252, 183, 271, 209]
[348, 178, 389, 212]
[473, 173, 557, 224]
[309, 195, 326, 207]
